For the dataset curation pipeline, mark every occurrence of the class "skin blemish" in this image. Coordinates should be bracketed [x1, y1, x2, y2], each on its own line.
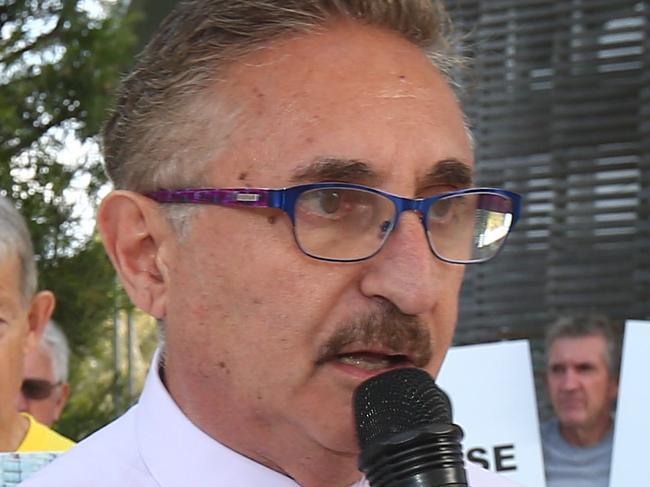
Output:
[218, 361, 230, 375]
[238, 171, 248, 181]
[399, 75, 406, 81]
[267, 216, 277, 224]
[305, 136, 314, 144]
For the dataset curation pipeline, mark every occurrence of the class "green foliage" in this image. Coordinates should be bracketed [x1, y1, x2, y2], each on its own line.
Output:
[0, 0, 146, 439]
[57, 309, 159, 440]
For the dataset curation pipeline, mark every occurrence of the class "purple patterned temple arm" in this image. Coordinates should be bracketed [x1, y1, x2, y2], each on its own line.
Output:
[146, 188, 275, 208]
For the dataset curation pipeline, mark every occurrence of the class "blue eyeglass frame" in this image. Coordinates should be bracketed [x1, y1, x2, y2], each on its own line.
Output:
[146, 183, 523, 263]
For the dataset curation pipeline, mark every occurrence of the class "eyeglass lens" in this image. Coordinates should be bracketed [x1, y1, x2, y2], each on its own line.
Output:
[294, 187, 395, 261]
[293, 188, 513, 263]
[21, 378, 58, 400]
[427, 192, 514, 263]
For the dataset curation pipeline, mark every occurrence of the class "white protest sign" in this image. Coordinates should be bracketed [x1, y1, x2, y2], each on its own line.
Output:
[610, 320, 650, 487]
[438, 340, 546, 487]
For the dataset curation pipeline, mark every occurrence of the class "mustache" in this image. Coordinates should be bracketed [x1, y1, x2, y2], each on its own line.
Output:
[317, 299, 432, 368]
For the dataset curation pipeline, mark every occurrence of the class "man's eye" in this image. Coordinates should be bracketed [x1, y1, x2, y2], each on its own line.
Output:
[430, 199, 452, 219]
[318, 191, 341, 214]
[577, 364, 596, 373]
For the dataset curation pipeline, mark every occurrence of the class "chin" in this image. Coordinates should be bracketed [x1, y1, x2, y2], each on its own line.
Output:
[559, 414, 587, 428]
[313, 415, 360, 455]
[302, 403, 360, 456]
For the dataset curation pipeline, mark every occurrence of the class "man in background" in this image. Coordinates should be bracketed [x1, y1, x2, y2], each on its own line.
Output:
[21, 1, 521, 485]
[541, 314, 620, 487]
[0, 196, 74, 452]
[16, 321, 71, 428]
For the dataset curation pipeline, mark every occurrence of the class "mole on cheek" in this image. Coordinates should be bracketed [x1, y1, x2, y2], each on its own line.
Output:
[238, 171, 248, 181]
[267, 216, 276, 224]
[218, 361, 230, 375]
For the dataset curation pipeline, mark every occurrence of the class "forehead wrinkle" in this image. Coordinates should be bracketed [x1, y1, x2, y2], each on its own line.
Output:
[372, 83, 441, 100]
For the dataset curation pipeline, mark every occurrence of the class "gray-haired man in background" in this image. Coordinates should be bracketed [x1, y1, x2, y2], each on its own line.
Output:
[0, 196, 73, 453]
[16, 321, 71, 428]
[541, 314, 620, 487]
[21, 1, 522, 485]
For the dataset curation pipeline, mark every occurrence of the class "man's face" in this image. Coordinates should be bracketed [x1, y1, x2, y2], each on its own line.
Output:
[0, 255, 33, 426]
[546, 335, 618, 432]
[144, 22, 473, 476]
[16, 343, 68, 427]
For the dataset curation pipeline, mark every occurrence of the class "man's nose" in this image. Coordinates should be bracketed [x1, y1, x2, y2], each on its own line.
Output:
[359, 212, 462, 316]
[560, 369, 580, 390]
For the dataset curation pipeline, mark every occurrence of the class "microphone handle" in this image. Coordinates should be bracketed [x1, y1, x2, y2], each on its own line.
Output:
[361, 425, 468, 487]
[382, 468, 467, 487]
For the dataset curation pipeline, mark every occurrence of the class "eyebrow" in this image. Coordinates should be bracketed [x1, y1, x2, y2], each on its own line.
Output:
[289, 156, 474, 189]
[290, 157, 379, 185]
[421, 159, 474, 188]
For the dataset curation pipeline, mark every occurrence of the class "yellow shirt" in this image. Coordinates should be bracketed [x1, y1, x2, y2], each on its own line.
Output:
[16, 413, 75, 452]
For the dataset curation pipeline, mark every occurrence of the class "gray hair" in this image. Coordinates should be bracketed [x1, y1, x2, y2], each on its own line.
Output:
[545, 314, 621, 377]
[0, 196, 37, 303]
[41, 320, 71, 384]
[102, 0, 459, 194]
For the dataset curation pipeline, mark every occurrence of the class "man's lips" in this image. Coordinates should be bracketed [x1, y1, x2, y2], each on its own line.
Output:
[317, 345, 415, 371]
[558, 396, 586, 410]
[335, 352, 412, 370]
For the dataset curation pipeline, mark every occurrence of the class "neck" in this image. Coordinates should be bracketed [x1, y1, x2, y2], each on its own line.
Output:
[271, 446, 362, 487]
[559, 416, 612, 447]
[0, 411, 29, 452]
[164, 356, 363, 487]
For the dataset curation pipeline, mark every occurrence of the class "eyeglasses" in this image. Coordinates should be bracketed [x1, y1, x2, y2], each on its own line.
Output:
[21, 378, 62, 400]
[146, 183, 522, 264]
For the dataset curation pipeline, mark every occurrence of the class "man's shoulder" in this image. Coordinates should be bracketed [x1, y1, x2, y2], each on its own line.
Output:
[19, 407, 154, 487]
[540, 417, 559, 440]
[18, 414, 75, 453]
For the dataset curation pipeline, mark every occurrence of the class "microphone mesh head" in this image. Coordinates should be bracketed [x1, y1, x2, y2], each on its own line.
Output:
[353, 368, 452, 450]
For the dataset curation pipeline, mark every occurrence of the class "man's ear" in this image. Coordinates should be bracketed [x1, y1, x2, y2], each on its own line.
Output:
[26, 290, 55, 348]
[608, 374, 619, 401]
[98, 191, 172, 319]
[53, 382, 71, 423]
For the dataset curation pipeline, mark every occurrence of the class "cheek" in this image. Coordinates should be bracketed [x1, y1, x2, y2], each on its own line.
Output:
[547, 380, 562, 400]
[591, 378, 614, 401]
[167, 227, 336, 365]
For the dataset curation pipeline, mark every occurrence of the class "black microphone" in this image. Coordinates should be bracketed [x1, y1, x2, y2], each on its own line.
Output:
[353, 368, 468, 487]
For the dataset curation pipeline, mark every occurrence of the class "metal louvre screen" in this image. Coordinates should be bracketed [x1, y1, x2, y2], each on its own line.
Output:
[444, 0, 650, 344]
